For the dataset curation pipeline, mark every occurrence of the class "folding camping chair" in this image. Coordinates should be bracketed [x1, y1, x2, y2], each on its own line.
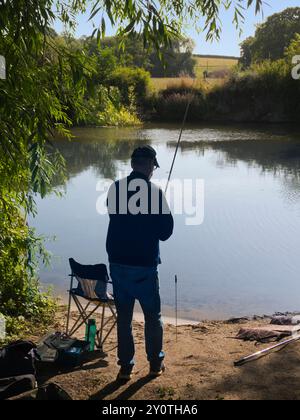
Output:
[66, 258, 117, 351]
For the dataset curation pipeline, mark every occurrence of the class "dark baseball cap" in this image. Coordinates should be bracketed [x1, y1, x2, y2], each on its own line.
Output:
[131, 145, 160, 168]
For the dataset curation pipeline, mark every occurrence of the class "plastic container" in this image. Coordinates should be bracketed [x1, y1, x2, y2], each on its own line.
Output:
[0, 315, 6, 341]
[85, 319, 97, 352]
[58, 340, 90, 367]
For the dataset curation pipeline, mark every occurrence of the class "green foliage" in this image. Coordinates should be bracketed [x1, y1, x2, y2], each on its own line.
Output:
[0, 191, 57, 339]
[0, 1, 84, 336]
[240, 7, 300, 67]
[96, 102, 141, 127]
[285, 33, 300, 60]
[239, 37, 255, 69]
[52, 35, 150, 123]
[207, 59, 300, 122]
[109, 66, 151, 106]
[147, 38, 196, 77]
[82, 38, 118, 83]
[85, 85, 141, 126]
[96, 34, 196, 78]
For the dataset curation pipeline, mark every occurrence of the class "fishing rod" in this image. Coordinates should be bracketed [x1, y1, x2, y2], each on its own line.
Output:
[165, 89, 195, 194]
[175, 275, 178, 342]
[234, 333, 300, 367]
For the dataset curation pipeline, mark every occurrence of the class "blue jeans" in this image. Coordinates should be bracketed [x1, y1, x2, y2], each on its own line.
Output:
[110, 263, 165, 370]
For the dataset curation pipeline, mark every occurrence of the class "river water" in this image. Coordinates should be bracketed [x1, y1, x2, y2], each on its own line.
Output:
[31, 123, 300, 320]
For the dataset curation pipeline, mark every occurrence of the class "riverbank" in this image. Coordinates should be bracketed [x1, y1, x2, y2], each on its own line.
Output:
[26, 306, 300, 400]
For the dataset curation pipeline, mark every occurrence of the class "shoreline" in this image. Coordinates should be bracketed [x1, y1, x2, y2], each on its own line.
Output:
[55, 292, 248, 326]
[55, 292, 299, 326]
[56, 292, 300, 329]
[57, 296, 199, 326]
[73, 120, 300, 130]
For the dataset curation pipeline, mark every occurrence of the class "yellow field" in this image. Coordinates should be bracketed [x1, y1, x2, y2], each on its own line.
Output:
[194, 55, 238, 77]
[150, 55, 238, 92]
[150, 76, 227, 92]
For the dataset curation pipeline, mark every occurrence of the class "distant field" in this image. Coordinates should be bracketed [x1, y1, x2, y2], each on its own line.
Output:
[150, 55, 239, 92]
[194, 55, 239, 77]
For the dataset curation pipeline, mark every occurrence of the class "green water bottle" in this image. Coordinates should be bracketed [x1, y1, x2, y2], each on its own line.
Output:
[85, 319, 97, 352]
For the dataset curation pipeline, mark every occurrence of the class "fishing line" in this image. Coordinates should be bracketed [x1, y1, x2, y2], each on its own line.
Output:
[165, 90, 195, 194]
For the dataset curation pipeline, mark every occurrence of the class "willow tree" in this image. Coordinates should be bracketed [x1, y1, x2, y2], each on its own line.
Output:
[0, 0, 264, 329]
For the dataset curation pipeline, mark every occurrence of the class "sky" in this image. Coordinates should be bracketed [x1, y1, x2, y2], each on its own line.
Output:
[53, 1, 300, 57]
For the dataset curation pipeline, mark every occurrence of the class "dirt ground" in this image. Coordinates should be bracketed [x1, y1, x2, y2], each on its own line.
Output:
[32, 307, 300, 401]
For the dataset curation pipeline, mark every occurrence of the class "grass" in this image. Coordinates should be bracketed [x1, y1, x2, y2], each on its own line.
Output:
[156, 386, 176, 400]
[150, 76, 227, 92]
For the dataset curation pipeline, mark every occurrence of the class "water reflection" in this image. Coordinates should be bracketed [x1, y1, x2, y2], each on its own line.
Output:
[168, 139, 300, 173]
[55, 125, 300, 190]
[54, 128, 151, 180]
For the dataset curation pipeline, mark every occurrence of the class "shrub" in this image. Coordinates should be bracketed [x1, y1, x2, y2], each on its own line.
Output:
[108, 66, 151, 106]
[155, 90, 207, 122]
[150, 77, 207, 122]
[148, 59, 300, 123]
[161, 77, 203, 97]
[96, 102, 142, 127]
[0, 197, 57, 341]
[285, 33, 300, 60]
[84, 85, 141, 126]
[206, 59, 300, 121]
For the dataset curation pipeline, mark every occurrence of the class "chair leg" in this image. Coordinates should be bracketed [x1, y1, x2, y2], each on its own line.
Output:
[97, 304, 106, 350]
[67, 305, 85, 337]
[69, 298, 91, 336]
[66, 275, 74, 335]
[96, 303, 118, 350]
[69, 299, 101, 337]
[99, 318, 117, 348]
[108, 301, 118, 321]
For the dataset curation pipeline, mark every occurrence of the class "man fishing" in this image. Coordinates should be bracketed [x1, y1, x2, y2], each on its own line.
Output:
[106, 145, 174, 381]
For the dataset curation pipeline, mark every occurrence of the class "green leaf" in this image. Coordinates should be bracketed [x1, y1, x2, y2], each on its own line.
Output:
[89, 6, 102, 22]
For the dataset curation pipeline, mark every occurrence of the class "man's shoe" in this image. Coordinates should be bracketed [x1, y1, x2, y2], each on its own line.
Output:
[149, 362, 166, 378]
[117, 367, 133, 381]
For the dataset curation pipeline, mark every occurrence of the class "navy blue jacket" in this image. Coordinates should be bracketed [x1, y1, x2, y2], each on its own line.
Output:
[106, 171, 174, 267]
